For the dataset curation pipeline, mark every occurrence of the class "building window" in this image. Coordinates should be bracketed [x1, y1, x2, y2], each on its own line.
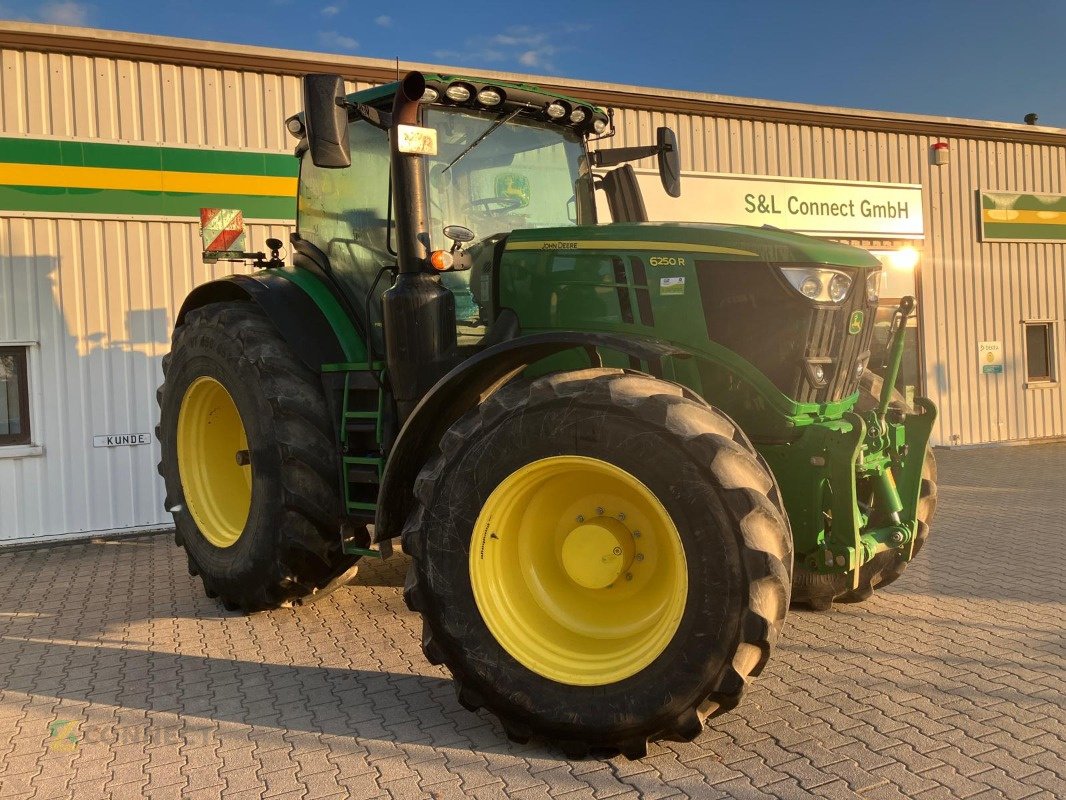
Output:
[1024, 322, 1056, 384]
[0, 347, 31, 446]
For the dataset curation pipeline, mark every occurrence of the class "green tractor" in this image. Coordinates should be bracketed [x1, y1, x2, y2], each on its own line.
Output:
[157, 71, 937, 757]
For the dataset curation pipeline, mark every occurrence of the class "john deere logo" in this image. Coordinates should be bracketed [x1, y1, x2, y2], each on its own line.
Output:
[495, 173, 530, 208]
[848, 310, 864, 335]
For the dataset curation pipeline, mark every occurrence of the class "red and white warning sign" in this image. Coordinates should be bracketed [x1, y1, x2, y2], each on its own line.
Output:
[200, 208, 247, 261]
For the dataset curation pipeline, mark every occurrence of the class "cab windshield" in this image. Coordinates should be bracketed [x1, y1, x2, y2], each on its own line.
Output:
[425, 106, 594, 250]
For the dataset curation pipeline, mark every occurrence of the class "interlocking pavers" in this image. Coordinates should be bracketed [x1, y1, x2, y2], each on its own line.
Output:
[0, 444, 1064, 799]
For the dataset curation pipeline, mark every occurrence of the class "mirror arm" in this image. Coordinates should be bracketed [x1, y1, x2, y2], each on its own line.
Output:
[343, 100, 393, 131]
[590, 144, 660, 168]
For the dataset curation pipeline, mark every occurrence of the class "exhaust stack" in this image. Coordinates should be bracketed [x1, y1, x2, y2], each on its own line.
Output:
[381, 71, 457, 422]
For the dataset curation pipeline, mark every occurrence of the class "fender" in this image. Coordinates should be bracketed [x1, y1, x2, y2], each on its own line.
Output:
[176, 272, 351, 371]
[373, 330, 690, 542]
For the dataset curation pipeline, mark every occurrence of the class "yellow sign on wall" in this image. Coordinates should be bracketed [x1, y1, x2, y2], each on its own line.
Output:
[979, 191, 1066, 242]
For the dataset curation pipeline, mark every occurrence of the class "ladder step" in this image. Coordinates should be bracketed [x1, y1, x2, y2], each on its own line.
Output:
[344, 539, 394, 559]
[322, 361, 385, 373]
[345, 456, 382, 465]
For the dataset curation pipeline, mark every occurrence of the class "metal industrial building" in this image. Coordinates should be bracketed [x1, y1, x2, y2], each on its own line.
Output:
[1, 21, 1063, 544]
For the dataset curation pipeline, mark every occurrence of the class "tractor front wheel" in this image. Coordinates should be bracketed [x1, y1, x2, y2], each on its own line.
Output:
[156, 302, 360, 612]
[401, 369, 791, 757]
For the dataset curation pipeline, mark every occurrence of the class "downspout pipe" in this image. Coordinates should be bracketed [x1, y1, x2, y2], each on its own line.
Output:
[381, 71, 458, 423]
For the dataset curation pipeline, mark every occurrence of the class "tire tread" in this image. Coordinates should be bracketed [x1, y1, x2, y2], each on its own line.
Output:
[156, 301, 358, 612]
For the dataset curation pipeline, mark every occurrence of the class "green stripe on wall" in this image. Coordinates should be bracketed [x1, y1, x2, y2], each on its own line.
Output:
[0, 185, 296, 220]
[0, 136, 298, 219]
[0, 137, 298, 178]
[982, 222, 1066, 241]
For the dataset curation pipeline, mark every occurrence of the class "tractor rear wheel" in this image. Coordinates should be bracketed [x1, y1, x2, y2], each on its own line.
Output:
[156, 302, 360, 612]
[791, 371, 937, 609]
[401, 369, 791, 757]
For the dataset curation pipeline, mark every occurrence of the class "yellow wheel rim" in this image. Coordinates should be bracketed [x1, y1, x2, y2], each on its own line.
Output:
[176, 376, 253, 548]
[469, 455, 688, 686]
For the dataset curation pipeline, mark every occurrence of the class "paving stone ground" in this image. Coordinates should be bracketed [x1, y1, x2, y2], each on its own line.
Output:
[0, 443, 1064, 799]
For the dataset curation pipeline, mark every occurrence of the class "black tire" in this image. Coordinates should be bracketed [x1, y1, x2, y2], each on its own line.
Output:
[401, 369, 792, 758]
[791, 371, 937, 609]
[156, 302, 361, 612]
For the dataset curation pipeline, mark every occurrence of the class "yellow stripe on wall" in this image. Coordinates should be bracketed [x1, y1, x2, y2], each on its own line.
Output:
[0, 163, 297, 197]
[508, 239, 758, 257]
[982, 209, 1066, 225]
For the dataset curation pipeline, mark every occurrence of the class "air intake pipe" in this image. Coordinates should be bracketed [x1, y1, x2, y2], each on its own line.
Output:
[381, 71, 457, 422]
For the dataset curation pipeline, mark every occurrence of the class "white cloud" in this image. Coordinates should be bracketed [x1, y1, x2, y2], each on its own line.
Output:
[375, 14, 392, 27]
[321, 4, 340, 16]
[0, 1, 96, 25]
[464, 26, 567, 73]
[518, 50, 541, 68]
[41, 1, 92, 25]
[318, 30, 358, 52]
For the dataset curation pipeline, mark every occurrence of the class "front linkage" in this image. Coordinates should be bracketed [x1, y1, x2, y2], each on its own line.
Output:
[760, 296, 936, 589]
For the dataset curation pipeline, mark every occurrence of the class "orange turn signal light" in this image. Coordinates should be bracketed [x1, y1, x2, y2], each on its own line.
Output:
[429, 250, 454, 271]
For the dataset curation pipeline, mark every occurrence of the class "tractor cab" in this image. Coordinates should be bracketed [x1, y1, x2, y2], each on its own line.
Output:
[290, 74, 674, 350]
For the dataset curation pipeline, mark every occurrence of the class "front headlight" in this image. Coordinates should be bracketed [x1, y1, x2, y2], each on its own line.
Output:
[866, 270, 884, 304]
[780, 267, 853, 304]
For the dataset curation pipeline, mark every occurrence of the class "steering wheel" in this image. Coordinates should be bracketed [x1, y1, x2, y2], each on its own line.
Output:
[467, 196, 524, 215]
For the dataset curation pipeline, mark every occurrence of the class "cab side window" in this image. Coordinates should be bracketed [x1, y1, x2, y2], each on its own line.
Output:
[298, 120, 393, 346]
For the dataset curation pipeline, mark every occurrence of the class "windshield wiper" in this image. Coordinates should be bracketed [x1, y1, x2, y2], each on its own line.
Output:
[442, 108, 523, 174]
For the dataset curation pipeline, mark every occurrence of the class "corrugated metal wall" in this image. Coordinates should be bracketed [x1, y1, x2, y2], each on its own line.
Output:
[0, 47, 318, 542]
[1, 38, 1063, 542]
[0, 217, 291, 542]
[1, 48, 372, 148]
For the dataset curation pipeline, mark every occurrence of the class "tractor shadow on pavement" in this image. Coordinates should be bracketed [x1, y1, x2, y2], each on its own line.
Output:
[0, 543, 559, 758]
[0, 634, 564, 760]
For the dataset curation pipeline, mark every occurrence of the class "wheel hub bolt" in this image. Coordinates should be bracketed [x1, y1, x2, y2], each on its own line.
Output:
[635, 553, 644, 562]
[617, 512, 626, 521]
[890, 530, 905, 545]
[596, 507, 605, 516]
[632, 530, 641, 538]
[575, 515, 585, 523]
[625, 572, 633, 581]
[612, 546, 622, 556]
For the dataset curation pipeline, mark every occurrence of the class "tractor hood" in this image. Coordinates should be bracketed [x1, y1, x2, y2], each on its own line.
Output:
[504, 222, 882, 268]
[495, 219, 885, 421]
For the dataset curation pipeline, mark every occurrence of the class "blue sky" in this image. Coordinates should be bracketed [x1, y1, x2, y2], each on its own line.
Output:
[6, 0, 1064, 127]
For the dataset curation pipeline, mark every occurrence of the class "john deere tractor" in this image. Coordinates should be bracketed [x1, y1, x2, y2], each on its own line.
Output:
[157, 71, 936, 757]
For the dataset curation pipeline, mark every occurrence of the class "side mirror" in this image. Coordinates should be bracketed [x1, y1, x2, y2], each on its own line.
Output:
[443, 225, 475, 244]
[303, 74, 351, 168]
[657, 127, 681, 198]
